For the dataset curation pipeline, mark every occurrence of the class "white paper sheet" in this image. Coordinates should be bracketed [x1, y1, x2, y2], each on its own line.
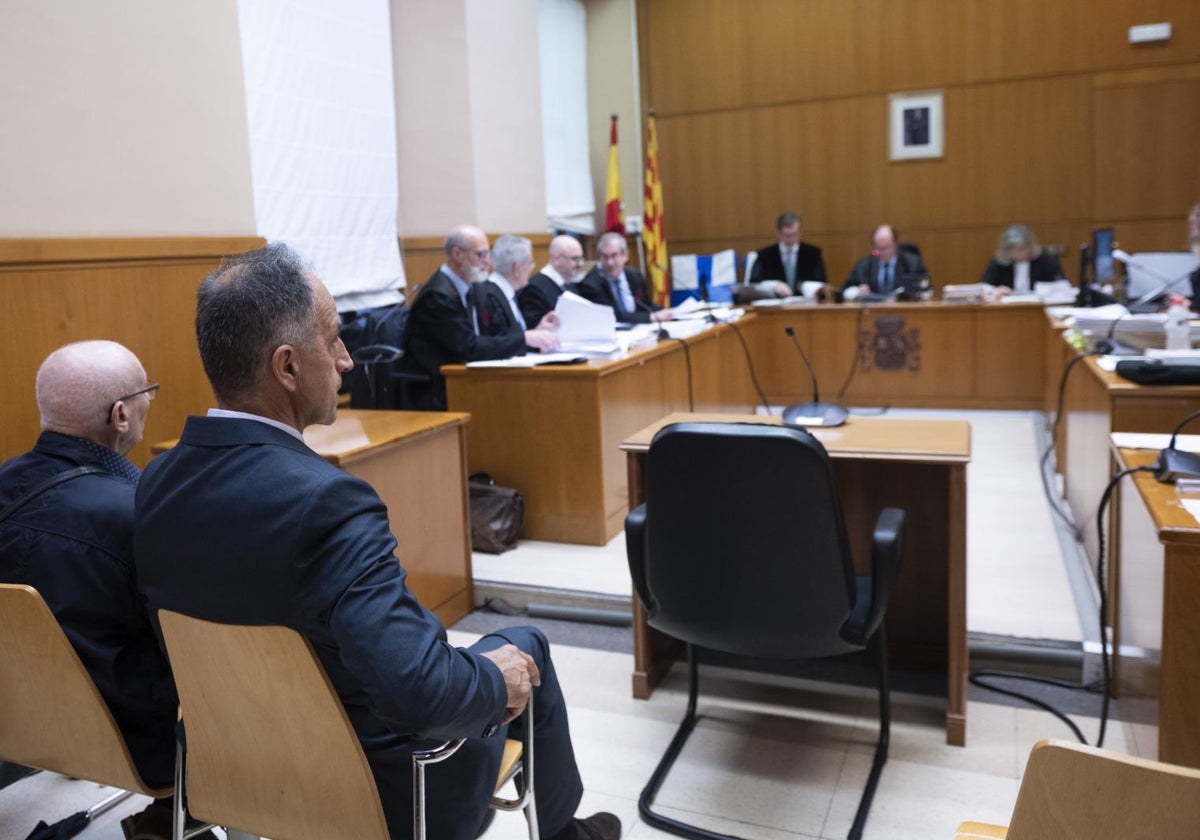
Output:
[1111, 432, 1200, 453]
[555, 290, 617, 343]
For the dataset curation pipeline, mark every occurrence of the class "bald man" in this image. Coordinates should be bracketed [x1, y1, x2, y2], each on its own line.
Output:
[518, 234, 585, 327]
[0, 341, 187, 837]
[401, 225, 559, 410]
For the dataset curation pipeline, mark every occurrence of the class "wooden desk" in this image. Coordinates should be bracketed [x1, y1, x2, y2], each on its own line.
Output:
[748, 301, 1050, 410]
[154, 409, 475, 627]
[444, 319, 756, 545]
[1111, 446, 1200, 769]
[621, 413, 971, 746]
[1062, 355, 1200, 575]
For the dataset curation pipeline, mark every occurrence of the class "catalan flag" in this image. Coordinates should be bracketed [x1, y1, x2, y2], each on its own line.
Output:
[604, 115, 624, 234]
[642, 113, 669, 306]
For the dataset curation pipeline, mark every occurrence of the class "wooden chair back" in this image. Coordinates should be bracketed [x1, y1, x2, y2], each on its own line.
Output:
[158, 610, 390, 840]
[955, 738, 1200, 839]
[0, 584, 169, 797]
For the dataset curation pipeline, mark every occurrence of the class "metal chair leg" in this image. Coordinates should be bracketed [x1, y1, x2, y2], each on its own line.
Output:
[638, 645, 745, 840]
[849, 623, 890, 840]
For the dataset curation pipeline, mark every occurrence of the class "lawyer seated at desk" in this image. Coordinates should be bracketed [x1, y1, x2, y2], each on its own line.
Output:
[980, 224, 1064, 296]
[401, 225, 559, 410]
[576, 232, 676, 324]
[473, 234, 560, 342]
[748, 211, 827, 298]
[842, 224, 931, 301]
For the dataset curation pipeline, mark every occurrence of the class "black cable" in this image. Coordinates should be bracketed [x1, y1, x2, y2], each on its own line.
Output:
[719, 317, 771, 413]
[835, 301, 868, 402]
[969, 464, 1153, 747]
[662, 336, 695, 412]
[1039, 351, 1101, 541]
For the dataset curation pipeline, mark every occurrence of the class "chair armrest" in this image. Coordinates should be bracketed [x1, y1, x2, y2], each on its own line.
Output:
[863, 507, 905, 638]
[625, 504, 655, 615]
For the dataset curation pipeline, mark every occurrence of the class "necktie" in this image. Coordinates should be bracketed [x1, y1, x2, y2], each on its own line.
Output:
[881, 262, 892, 293]
[611, 277, 634, 314]
[784, 247, 796, 290]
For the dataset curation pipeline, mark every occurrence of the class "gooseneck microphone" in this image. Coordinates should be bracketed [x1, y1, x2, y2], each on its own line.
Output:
[633, 297, 669, 340]
[1153, 408, 1200, 482]
[781, 326, 848, 427]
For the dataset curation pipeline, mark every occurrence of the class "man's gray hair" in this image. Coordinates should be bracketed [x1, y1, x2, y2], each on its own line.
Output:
[491, 235, 533, 276]
[597, 231, 627, 253]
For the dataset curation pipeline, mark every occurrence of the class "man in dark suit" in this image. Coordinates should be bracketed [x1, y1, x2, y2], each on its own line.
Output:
[134, 244, 619, 840]
[517, 234, 584, 327]
[979, 225, 1064, 292]
[400, 226, 559, 410]
[475, 234, 559, 340]
[843, 224, 931, 300]
[0, 341, 200, 839]
[576, 231, 675, 324]
[748, 211, 827, 296]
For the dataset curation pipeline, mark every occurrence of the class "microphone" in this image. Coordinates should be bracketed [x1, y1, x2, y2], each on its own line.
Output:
[781, 326, 848, 427]
[1113, 249, 1195, 310]
[1154, 408, 1200, 482]
[633, 297, 669, 339]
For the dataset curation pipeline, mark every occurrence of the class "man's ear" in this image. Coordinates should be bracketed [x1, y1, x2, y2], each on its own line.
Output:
[111, 401, 131, 433]
[271, 345, 300, 392]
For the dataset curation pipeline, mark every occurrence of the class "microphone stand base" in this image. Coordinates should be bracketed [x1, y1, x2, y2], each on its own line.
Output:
[782, 401, 849, 428]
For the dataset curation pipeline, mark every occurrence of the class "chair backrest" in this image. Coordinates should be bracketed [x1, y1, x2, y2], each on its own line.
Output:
[742, 250, 758, 283]
[157, 610, 390, 840]
[1005, 739, 1200, 838]
[640, 422, 857, 660]
[0, 584, 168, 797]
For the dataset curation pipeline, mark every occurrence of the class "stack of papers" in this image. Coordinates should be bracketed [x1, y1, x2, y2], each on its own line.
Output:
[555, 291, 620, 356]
[1034, 280, 1078, 304]
[467, 353, 588, 368]
[942, 284, 992, 302]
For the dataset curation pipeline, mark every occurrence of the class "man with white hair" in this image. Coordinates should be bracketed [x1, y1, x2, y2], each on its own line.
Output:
[474, 234, 559, 339]
[0, 341, 185, 837]
[518, 234, 584, 327]
[402, 225, 560, 410]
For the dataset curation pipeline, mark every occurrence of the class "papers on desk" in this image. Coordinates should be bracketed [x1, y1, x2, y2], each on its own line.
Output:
[554, 291, 619, 355]
[467, 353, 589, 368]
[1000, 293, 1043, 304]
[1111, 432, 1200, 454]
[942, 283, 993, 303]
[751, 295, 813, 308]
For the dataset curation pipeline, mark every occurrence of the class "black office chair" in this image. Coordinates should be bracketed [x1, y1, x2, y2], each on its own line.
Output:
[625, 422, 904, 840]
[339, 304, 429, 410]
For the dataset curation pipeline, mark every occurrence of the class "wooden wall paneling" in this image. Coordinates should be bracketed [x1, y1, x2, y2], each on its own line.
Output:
[642, 1, 1200, 113]
[0, 238, 262, 468]
[1093, 71, 1200, 222]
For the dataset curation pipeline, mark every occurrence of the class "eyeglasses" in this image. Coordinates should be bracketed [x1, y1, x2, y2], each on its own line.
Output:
[457, 246, 490, 260]
[105, 383, 159, 424]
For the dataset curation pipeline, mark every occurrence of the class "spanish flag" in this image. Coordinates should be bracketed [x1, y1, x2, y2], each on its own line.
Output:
[604, 115, 624, 234]
[642, 113, 669, 306]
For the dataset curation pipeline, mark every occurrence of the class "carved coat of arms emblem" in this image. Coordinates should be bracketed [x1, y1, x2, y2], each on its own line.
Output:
[860, 316, 920, 371]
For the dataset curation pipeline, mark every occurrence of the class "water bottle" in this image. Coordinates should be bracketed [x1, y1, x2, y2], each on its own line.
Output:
[1165, 295, 1191, 351]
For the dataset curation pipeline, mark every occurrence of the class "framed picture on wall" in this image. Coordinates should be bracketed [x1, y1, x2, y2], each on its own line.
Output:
[888, 90, 944, 161]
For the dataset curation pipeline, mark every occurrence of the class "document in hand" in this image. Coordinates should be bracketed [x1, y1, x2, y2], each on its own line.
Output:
[554, 291, 620, 355]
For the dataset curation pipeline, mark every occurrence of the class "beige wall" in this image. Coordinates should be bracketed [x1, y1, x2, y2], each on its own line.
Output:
[585, 0, 641, 242]
[392, 0, 549, 237]
[465, 0, 548, 233]
[0, 0, 256, 237]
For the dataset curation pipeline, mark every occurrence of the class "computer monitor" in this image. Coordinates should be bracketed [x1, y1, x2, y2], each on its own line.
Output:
[1093, 227, 1115, 285]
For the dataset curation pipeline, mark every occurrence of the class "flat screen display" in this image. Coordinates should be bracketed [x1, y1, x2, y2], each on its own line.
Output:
[1093, 227, 1115, 285]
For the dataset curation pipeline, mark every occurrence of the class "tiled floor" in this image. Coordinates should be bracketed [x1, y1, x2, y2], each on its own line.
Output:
[1, 410, 1120, 839]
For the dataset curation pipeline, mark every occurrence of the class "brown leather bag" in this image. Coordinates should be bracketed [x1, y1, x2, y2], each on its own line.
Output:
[468, 473, 524, 554]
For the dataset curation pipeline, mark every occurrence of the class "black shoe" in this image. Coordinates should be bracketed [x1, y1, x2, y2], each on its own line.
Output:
[549, 811, 622, 840]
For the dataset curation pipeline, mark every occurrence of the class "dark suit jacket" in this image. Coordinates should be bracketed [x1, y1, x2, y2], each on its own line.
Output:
[842, 250, 930, 298]
[0, 432, 177, 787]
[401, 270, 526, 410]
[135, 417, 511, 838]
[980, 252, 1064, 288]
[517, 272, 571, 328]
[472, 280, 524, 338]
[749, 242, 827, 291]
[575, 267, 656, 324]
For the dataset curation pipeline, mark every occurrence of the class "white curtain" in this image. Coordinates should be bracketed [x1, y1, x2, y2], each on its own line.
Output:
[237, 0, 405, 312]
[538, 0, 595, 234]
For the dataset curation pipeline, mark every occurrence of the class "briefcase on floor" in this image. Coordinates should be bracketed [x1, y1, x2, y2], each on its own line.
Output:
[468, 473, 524, 554]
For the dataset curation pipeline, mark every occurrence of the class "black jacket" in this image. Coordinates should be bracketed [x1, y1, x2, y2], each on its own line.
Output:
[749, 242, 827, 291]
[517, 272, 572, 328]
[843, 249, 930, 298]
[980, 252, 1064, 288]
[575, 267, 657, 324]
